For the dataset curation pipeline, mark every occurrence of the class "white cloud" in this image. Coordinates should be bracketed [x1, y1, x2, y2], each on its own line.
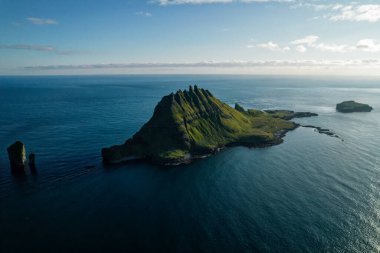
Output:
[249, 36, 356, 53]
[295, 45, 307, 53]
[291, 3, 343, 11]
[240, 0, 294, 2]
[291, 35, 319, 46]
[23, 59, 380, 70]
[329, 5, 380, 22]
[155, 0, 231, 5]
[154, 0, 294, 5]
[356, 39, 380, 52]
[26, 17, 58, 25]
[18, 59, 380, 76]
[308, 38, 380, 53]
[250, 36, 380, 54]
[253, 41, 280, 50]
[289, 35, 380, 53]
[290, 35, 354, 53]
[248, 41, 290, 52]
[313, 43, 355, 53]
[296, 3, 380, 23]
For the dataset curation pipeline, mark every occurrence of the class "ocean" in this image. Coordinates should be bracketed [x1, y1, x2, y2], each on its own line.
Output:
[0, 75, 379, 253]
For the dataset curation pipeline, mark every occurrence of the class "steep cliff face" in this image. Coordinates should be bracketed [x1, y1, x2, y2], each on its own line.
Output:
[102, 86, 300, 165]
[7, 141, 26, 170]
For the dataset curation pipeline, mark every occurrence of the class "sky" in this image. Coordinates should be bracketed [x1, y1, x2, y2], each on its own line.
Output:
[1, 0, 380, 75]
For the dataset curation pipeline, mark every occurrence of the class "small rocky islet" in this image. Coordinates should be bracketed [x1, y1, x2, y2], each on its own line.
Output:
[7, 141, 26, 170]
[6, 141, 36, 173]
[102, 86, 323, 166]
[336, 101, 373, 113]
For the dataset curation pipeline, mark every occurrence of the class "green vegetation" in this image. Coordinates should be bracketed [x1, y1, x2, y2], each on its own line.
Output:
[102, 86, 316, 165]
[264, 110, 318, 120]
[336, 101, 373, 113]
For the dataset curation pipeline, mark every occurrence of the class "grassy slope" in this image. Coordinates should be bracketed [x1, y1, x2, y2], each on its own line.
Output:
[102, 86, 297, 164]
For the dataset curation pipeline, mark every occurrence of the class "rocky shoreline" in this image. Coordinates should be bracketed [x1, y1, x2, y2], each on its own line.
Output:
[136, 123, 303, 166]
[156, 123, 344, 166]
[301, 125, 343, 141]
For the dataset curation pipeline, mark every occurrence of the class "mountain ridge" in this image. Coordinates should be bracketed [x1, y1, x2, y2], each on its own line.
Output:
[102, 85, 316, 165]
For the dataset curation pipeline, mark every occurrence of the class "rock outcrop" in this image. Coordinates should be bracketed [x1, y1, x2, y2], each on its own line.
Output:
[264, 110, 318, 120]
[302, 125, 342, 140]
[7, 141, 26, 171]
[28, 153, 37, 173]
[336, 101, 373, 113]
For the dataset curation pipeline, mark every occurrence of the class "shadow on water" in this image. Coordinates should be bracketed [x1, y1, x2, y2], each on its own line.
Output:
[7, 152, 39, 180]
[29, 164, 38, 175]
[10, 163, 38, 180]
[102, 159, 148, 170]
[10, 168, 27, 182]
[83, 165, 96, 170]
[102, 158, 196, 172]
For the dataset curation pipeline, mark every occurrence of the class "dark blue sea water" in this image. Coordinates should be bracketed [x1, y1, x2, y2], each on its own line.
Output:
[0, 75, 379, 253]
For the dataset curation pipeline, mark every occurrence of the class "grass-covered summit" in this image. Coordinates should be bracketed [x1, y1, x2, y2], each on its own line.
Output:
[102, 85, 315, 165]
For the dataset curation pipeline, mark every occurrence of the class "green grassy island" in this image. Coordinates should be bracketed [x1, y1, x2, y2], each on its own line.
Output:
[102, 86, 317, 165]
[336, 101, 373, 113]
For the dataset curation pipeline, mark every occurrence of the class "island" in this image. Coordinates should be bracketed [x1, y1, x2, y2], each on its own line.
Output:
[336, 101, 373, 113]
[102, 86, 318, 166]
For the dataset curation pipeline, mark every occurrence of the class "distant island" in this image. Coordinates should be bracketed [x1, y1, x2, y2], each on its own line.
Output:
[336, 101, 373, 113]
[102, 86, 318, 166]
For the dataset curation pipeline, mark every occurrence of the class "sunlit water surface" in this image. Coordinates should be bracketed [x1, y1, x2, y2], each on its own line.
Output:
[0, 75, 379, 253]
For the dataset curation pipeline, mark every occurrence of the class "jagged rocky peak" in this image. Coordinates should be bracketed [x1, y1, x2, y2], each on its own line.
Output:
[182, 85, 213, 98]
[163, 85, 218, 116]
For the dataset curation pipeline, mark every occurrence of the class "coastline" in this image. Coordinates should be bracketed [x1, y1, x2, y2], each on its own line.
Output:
[104, 124, 300, 167]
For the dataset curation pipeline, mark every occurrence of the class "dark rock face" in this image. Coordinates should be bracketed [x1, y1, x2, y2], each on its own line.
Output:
[7, 141, 26, 171]
[336, 101, 373, 113]
[28, 153, 37, 173]
[234, 103, 246, 113]
[28, 153, 35, 166]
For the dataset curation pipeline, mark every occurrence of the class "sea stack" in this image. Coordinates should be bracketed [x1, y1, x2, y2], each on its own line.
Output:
[7, 141, 26, 171]
[29, 153, 36, 171]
